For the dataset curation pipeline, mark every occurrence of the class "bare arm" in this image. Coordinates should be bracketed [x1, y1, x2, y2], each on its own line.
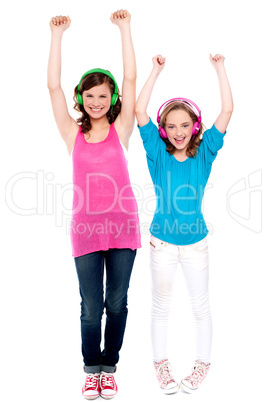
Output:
[135, 55, 166, 127]
[210, 54, 233, 133]
[47, 16, 78, 155]
[111, 10, 136, 149]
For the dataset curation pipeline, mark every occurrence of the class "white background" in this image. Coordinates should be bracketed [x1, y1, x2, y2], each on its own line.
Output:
[1, 0, 266, 401]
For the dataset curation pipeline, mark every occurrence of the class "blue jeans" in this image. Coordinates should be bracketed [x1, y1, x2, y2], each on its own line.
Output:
[74, 248, 136, 374]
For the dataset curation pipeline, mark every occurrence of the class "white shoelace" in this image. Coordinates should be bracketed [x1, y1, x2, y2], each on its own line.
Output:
[188, 362, 209, 386]
[85, 374, 98, 388]
[101, 373, 114, 387]
[157, 361, 174, 384]
[192, 362, 207, 377]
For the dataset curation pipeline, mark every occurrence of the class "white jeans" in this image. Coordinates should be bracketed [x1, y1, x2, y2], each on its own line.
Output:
[150, 235, 212, 364]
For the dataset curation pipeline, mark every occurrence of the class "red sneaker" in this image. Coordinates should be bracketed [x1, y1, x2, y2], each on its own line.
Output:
[180, 361, 210, 393]
[82, 373, 100, 400]
[153, 359, 179, 394]
[100, 372, 118, 399]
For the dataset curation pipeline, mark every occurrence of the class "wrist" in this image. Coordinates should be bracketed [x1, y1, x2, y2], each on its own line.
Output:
[214, 63, 226, 74]
[118, 23, 131, 33]
[51, 30, 64, 39]
[151, 68, 162, 77]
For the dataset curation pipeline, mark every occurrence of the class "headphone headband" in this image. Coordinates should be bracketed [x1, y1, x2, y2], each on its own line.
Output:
[77, 68, 119, 108]
[157, 97, 202, 138]
[157, 97, 201, 123]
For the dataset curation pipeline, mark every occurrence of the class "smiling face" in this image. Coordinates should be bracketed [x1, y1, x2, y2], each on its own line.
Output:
[164, 109, 194, 157]
[82, 83, 112, 119]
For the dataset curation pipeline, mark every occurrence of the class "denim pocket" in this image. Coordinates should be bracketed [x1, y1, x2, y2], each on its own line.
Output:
[149, 235, 165, 252]
[190, 237, 208, 253]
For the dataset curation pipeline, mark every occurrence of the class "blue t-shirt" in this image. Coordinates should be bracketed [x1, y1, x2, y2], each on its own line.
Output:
[138, 118, 226, 245]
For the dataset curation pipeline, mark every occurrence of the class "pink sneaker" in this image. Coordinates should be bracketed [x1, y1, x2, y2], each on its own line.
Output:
[180, 361, 210, 393]
[153, 359, 179, 394]
[82, 373, 100, 400]
[100, 372, 118, 399]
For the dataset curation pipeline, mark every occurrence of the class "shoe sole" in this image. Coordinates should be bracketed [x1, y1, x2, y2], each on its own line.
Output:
[180, 381, 196, 394]
[100, 394, 117, 400]
[83, 395, 100, 400]
[162, 384, 179, 395]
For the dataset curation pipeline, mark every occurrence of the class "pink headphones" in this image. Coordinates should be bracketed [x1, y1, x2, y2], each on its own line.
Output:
[157, 98, 202, 139]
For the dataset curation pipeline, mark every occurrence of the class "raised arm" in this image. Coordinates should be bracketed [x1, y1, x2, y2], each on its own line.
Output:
[209, 54, 233, 134]
[47, 16, 78, 155]
[135, 55, 166, 127]
[110, 10, 136, 148]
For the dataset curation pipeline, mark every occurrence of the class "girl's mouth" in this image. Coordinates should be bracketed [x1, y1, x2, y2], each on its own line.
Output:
[90, 107, 104, 112]
[174, 137, 185, 145]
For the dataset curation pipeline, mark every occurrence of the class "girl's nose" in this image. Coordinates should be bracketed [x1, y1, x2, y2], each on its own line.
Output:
[92, 98, 100, 106]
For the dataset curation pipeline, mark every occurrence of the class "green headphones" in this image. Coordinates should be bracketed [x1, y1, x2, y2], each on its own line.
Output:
[76, 68, 119, 107]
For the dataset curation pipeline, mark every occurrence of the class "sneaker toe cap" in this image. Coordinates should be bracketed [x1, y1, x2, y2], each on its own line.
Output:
[162, 381, 179, 394]
[83, 390, 99, 398]
[181, 379, 195, 392]
[165, 381, 178, 390]
[101, 389, 117, 397]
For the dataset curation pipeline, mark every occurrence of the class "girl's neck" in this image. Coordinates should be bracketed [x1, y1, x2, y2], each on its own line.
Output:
[83, 115, 111, 143]
[173, 148, 188, 162]
[90, 115, 110, 131]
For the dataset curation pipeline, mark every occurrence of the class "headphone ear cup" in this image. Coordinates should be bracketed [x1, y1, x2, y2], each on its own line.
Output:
[159, 126, 167, 138]
[77, 93, 83, 105]
[111, 93, 118, 106]
[192, 121, 201, 136]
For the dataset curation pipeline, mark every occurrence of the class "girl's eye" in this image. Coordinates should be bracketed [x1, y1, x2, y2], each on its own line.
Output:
[183, 125, 189, 128]
[86, 94, 93, 98]
[168, 126, 174, 130]
[100, 95, 107, 98]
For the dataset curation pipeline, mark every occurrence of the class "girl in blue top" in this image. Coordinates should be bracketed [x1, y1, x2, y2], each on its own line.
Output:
[135, 54, 233, 394]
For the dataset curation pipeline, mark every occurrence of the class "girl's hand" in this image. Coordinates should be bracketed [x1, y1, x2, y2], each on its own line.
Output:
[209, 54, 225, 71]
[210, 53, 233, 133]
[49, 16, 71, 34]
[110, 9, 131, 27]
[152, 55, 166, 73]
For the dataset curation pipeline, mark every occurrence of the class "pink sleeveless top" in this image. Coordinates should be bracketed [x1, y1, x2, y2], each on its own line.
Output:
[71, 123, 141, 257]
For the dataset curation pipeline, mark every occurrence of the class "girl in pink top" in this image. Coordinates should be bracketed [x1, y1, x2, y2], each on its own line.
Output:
[48, 10, 141, 400]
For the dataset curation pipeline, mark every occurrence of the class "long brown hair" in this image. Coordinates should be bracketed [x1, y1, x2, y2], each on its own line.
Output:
[73, 72, 121, 134]
[159, 101, 204, 158]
